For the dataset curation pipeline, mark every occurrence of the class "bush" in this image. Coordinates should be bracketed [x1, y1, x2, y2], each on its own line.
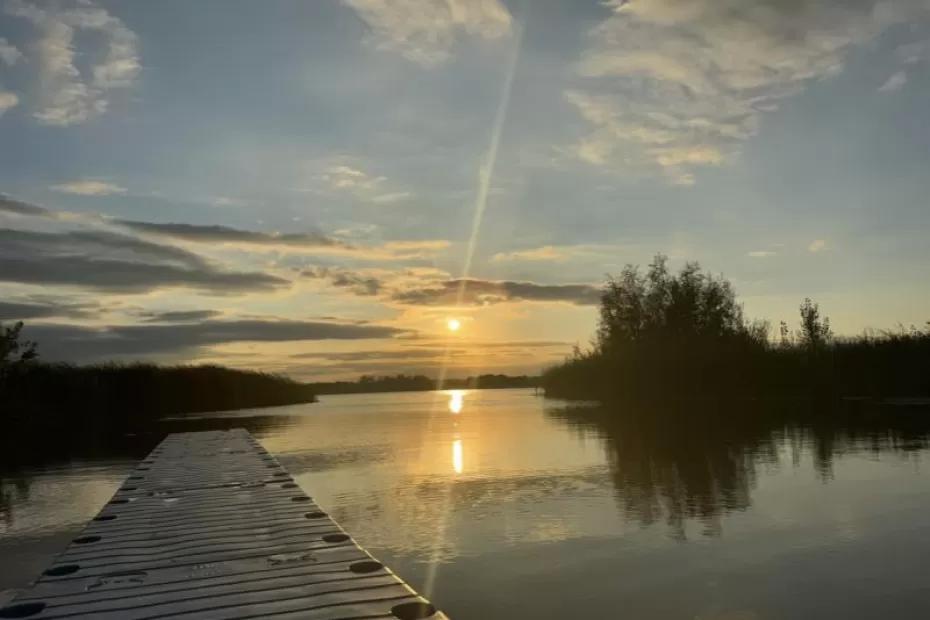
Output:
[543, 255, 930, 403]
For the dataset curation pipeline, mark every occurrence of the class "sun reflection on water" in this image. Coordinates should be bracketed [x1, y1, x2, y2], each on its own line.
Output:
[452, 438, 463, 474]
[448, 390, 465, 414]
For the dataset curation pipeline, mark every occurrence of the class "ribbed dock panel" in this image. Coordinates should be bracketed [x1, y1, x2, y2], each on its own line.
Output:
[0, 429, 446, 620]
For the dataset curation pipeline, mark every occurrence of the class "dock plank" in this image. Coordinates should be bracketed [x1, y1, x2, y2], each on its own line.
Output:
[0, 429, 446, 620]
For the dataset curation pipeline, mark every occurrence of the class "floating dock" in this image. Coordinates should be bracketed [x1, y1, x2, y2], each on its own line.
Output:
[0, 429, 446, 620]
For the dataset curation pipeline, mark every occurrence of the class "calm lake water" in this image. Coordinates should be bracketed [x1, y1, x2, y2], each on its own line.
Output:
[3, 388, 930, 618]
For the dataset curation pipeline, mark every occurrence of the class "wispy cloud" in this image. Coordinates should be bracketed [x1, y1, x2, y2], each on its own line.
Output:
[568, 0, 930, 184]
[342, 0, 511, 67]
[370, 191, 412, 205]
[302, 267, 383, 296]
[139, 309, 223, 323]
[315, 162, 412, 205]
[0, 194, 53, 217]
[0, 298, 97, 320]
[392, 278, 600, 306]
[897, 40, 930, 65]
[51, 180, 126, 195]
[0, 91, 18, 116]
[0, 37, 23, 65]
[115, 219, 344, 248]
[24, 319, 406, 362]
[0, 195, 450, 264]
[491, 246, 569, 263]
[878, 70, 908, 92]
[6, 0, 140, 126]
[0, 228, 287, 293]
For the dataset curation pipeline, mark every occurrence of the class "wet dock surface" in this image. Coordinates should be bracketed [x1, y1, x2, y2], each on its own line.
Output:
[0, 429, 445, 620]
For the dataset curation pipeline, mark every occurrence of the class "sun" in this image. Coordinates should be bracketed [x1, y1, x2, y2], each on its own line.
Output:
[447, 318, 461, 332]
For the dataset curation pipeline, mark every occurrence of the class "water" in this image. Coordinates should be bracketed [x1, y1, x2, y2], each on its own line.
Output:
[3, 388, 930, 618]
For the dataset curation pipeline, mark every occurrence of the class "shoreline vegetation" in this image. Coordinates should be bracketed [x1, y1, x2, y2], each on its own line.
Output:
[309, 373, 538, 395]
[1, 360, 318, 432]
[1, 321, 538, 438]
[541, 255, 930, 408]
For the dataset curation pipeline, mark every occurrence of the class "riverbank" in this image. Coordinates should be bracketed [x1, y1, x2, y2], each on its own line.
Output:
[0, 363, 317, 433]
[310, 373, 539, 395]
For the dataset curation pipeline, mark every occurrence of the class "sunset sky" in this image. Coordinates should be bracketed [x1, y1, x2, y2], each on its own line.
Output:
[2, 0, 929, 380]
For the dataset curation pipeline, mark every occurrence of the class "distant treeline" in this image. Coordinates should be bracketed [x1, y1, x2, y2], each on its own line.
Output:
[1, 332, 316, 434]
[310, 373, 539, 395]
[543, 255, 930, 403]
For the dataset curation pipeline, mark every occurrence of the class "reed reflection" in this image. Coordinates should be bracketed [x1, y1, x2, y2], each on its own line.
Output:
[549, 401, 930, 539]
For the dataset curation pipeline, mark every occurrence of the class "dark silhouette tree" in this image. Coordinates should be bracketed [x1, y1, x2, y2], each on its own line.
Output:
[1, 321, 37, 367]
[799, 298, 831, 351]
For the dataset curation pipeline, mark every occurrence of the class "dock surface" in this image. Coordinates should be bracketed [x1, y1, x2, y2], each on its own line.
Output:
[1, 429, 445, 620]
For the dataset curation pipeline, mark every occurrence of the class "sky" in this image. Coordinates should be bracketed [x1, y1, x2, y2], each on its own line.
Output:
[1, 0, 929, 380]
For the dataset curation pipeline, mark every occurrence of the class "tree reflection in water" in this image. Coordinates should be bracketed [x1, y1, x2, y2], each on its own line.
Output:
[548, 400, 930, 539]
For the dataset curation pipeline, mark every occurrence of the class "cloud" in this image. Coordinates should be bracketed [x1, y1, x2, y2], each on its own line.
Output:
[0, 37, 22, 65]
[292, 339, 572, 362]
[51, 180, 127, 195]
[23, 319, 407, 362]
[302, 267, 383, 296]
[342, 0, 511, 67]
[0, 91, 18, 116]
[878, 70, 908, 92]
[370, 191, 412, 205]
[392, 278, 600, 306]
[0, 228, 288, 292]
[381, 239, 450, 254]
[808, 239, 827, 253]
[897, 40, 930, 64]
[491, 246, 568, 263]
[6, 0, 140, 126]
[323, 164, 382, 191]
[748, 250, 776, 258]
[115, 219, 343, 248]
[291, 348, 453, 362]
[0, 195, 51, 217]
[140, 309, 223, 323]
[0, 195, 449, 263]
[118, 218, 449, 260]
[568, 0, 930, 184]
[0, 299, 95, 320]
[315, 162, 412, 205]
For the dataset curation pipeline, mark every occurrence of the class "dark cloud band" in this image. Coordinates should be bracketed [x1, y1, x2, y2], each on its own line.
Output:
[391, 278, 600, 306]
[115, 219, 344, 248]
[24, 319, 406, 362]
[0, 228, 287, 292]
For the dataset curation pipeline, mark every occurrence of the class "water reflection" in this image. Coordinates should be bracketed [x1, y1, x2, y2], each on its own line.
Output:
[7, 390, 930, 619]
[548, 401, 930, 538]
[452, 438, 464, 474]
[448, 390, 464, 414]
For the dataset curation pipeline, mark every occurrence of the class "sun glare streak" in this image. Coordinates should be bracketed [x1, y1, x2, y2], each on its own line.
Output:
[424, 7, 525, 601]
[434, 8, 524, 393]
[452, 438, 464, 474]
[448, 390, 464, 414]
[455, 18, 524, 307]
